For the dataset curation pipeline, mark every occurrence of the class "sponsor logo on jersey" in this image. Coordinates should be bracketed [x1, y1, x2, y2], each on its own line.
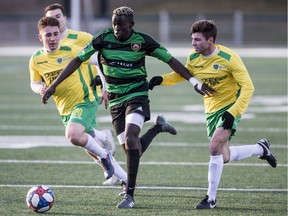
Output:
[57, 57, 72, 64]
[213, 63, 227, 70]
[202, 74, 227, 86]
[42, 69, 62, 85]
[110, 61, 133, 68]
[131, 42, 141, 52]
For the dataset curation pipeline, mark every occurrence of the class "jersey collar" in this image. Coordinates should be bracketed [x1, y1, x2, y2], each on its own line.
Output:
[44, 44, 61, 54]
[202, 47, 219, 59]
[61, 28, 69, 40]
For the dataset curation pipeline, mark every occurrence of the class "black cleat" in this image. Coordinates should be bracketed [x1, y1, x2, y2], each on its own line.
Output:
[156, 115, 177, 135]
[117, 194, 134, 208]
[258, 138, 277, 168]
[195, 195, 216, 209]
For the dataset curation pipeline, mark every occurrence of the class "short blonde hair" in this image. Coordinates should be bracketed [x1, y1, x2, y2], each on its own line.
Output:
[113, 6, 133, 16]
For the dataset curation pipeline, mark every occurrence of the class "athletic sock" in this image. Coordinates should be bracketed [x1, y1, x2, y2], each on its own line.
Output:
[126, 149, 140, 197]
[229, 144, 263, 161]
[84, 135, 107, 159]
[93, 129, 106, 143]
[110, 155, 127, 182]
[207, 155, 224, 202]
[140, 125, 161, 155]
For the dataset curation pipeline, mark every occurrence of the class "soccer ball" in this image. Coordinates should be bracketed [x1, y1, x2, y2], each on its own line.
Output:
[26, 185, 54, 213]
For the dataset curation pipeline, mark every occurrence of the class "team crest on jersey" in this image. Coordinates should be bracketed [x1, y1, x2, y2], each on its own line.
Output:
[131, 42, 141, 52]
[213, 63, 227, 71]
[57, 58, 63, 64]
[57, 57, 71, 64]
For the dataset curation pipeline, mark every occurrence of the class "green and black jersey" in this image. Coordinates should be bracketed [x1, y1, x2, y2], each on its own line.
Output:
[77, 28, 173, 107]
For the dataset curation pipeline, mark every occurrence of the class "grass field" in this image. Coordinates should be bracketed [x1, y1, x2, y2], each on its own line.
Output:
[0, 55, 287, 215]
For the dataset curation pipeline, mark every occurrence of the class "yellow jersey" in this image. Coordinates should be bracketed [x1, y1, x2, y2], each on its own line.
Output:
[61, 28, 100, 95]
[29, 44, 95, 115]
[161, 44, 254, 117]
[61, 28, 91, 45]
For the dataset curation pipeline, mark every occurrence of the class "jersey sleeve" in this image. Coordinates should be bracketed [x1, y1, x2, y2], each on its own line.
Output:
[227, 54, 255, 117]
[77, 42, 96, 62]
[139, 32, 173, 63]
[160, 52, 192, 85]
[150, 45, 173, 63]
[161, 71, 186, 86]
[29, 56, 42, 83]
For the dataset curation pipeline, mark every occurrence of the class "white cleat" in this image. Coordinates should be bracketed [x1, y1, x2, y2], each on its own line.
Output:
[102, 175, 119, 186]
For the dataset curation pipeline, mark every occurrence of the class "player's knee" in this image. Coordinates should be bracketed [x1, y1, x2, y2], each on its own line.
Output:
[125, 134, 138, 150]
[209, 144, 219, 155]
[66, 132, 81, 146]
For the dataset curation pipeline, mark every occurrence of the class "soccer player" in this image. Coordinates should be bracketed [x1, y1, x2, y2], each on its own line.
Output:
[29, 16, 128, 190]
[44, 3, 118, 185]
[41, 7, 214, 208]
[148, 19, 277, 209]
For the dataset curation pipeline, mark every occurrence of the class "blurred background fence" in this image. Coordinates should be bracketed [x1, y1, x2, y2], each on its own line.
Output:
[0, 0, 286, 47]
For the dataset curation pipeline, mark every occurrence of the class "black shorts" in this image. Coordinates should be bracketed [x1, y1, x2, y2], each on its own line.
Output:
[110, 96, 150, 136]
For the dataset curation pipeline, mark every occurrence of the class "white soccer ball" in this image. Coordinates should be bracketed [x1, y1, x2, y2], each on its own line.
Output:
[26, 185, 54, 213]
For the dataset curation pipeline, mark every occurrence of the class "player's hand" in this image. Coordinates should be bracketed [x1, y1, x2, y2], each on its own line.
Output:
[41, 85, 56, 104]
[194, 83, 216, 96]
[222, 111, 234, 130]
[90, 75, 103, 90]
[189, 77, 215, 96]
[39, 83, 48, 96]
[99, 90, 109, 109]
[148, 76, 163, 90]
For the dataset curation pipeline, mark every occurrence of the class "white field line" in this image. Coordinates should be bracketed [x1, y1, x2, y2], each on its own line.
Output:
[0, 136, 287, 149]
[0, 159, 287, 167]
[0, 184, 286, 192]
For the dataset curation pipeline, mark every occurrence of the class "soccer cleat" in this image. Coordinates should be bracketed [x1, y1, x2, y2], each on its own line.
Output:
[156, 115, 177, 135]
[101, 152, 114, 179]
[195, 195, 216, 209]
[103, 175, 119, 186]
[102, 129, 116, 156]
[116, 194, 134, 209]
[119, 181, 127, 197]
[258, 138, 277, 168]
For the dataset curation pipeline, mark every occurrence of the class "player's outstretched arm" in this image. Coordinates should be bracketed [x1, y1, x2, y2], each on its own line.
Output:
[167, 57, 215, 96]
[41, 57, 83, 104]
